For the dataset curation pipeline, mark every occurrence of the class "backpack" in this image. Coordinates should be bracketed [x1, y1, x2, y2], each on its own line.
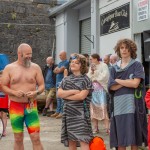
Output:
[90, 136, 106, 150]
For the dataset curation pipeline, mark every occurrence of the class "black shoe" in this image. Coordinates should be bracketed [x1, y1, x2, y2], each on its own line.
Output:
[47, 111, 55, 117]
[42, 108, 48, 116]
[51, 111, 55, 114]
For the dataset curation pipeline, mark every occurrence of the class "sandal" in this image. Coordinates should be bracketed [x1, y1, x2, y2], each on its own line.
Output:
[106, 129, 110, 135]
[92, 129, 99, 134]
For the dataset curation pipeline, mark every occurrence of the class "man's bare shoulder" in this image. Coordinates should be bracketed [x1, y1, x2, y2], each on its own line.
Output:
[31, 62, 41, 69]
[4, 61, 18, 70]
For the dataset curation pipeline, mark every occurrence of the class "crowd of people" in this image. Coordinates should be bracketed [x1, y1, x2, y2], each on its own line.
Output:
[0, 38, 150, 150]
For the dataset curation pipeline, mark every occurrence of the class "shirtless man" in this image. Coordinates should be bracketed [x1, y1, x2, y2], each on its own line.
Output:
[1, 43, 44, 150]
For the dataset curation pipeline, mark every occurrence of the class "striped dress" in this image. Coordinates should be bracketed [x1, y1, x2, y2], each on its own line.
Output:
[59, 74, 93, 147]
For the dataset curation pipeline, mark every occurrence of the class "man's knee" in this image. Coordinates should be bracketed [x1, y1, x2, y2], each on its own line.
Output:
[14, 133, 23, 144]
[30, 132, 41, 144]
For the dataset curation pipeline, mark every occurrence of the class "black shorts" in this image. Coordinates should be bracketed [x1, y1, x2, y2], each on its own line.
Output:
[0, 108, 9, 113]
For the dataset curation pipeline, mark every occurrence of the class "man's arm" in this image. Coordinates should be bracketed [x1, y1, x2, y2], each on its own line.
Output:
[26, 65, 45, 98]
[1, 65, 24, 97]
[110, 84, 123, 91]
[53, 66, 65, 74]
[35, 65, 45, 94]
[110, 78, 141, 91]
[115, 78, 141, 88]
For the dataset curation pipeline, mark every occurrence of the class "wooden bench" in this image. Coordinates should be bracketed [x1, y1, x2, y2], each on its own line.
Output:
[36, 91, 57, 112]
[36, 91, 46, 112]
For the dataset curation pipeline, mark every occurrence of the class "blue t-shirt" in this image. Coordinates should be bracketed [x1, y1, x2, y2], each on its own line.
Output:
[56, 59, 69, 85]
[45, 68, 55, 90]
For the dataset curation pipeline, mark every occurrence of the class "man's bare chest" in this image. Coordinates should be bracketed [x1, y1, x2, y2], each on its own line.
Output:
[10, 69, 36, 84]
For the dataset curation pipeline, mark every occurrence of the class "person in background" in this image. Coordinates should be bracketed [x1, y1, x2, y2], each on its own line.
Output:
[145, 89, 150, 149]
[108, 39, 147, 150]
[42, 57, 56, 116]
[58, 54, 93, 150]
[0, 70, 9, 137]
[145, 89, 150, 150]
[110, 54, 118, 66]
[83, 53, 90, 72]
[87, 53, 110, 134]
[103, 55, 111, 70]
[63, 53, 76, 78]
[1, 43, 44, 150]
[107, 54, 119, 118]
[52, 51, 69, 119]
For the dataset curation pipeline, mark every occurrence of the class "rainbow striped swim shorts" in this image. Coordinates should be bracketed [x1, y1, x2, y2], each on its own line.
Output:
[9, 100, 40, 134]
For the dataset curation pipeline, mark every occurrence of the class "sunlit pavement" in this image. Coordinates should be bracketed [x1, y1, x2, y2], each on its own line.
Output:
[0, 114, 147, 150]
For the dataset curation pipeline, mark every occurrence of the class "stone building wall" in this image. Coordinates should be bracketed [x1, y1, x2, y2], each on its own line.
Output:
[0, 0, 55, 68]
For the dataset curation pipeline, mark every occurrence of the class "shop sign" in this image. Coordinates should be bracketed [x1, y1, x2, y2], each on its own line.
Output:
[100, 3, 130, 36]
[137, 0, 149, 21]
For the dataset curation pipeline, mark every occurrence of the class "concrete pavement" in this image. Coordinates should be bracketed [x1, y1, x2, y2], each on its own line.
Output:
[0, 114, 147, 150]
[0, 113, 110, 150]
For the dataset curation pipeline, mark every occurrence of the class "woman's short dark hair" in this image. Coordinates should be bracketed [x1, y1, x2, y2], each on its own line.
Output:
[70, 54, 87, 75]
[114, 38, 137, 59]
[82, 53, 89, 58]
[91, 53, 100, 61]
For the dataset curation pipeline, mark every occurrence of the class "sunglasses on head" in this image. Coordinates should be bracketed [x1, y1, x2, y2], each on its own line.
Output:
[70, 55, 78, 60]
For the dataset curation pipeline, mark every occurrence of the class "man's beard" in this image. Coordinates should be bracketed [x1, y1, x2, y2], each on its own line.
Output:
[23, 59, 31, 68]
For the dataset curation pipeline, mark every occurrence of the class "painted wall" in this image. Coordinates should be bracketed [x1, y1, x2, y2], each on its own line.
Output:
[99, 0, 131, 59]
[55, 9, 79, 63]
[66, 8, 79, 59]
[133, 0, 150, 34]
[91, 0, 100, 54]
[55, 3, 91, 63]
[55, 13, 65, 63]
[134, 33, 142, 62]
[79, 5, 91, 21]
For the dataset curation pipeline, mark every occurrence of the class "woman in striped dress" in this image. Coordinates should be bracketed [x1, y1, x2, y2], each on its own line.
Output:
[58, 54, 93, 150]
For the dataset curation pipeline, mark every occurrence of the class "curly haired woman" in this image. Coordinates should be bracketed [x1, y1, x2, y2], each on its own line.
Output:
[58, 54, 93, 150]
[108, 39, 147, 150]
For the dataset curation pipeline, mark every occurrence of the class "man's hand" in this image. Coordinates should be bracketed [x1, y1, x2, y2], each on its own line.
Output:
[14, 90, 25, 98]
[26, 91, 37, 98]
[54, 66, 65, 74]
[64, 69, 68, 77]
[54, 67, 59, 74]
[115, 79, 120, 83]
